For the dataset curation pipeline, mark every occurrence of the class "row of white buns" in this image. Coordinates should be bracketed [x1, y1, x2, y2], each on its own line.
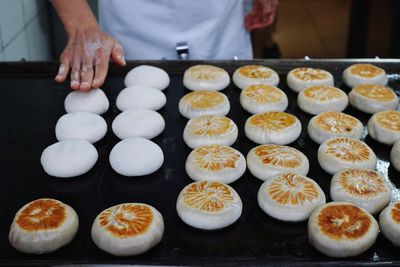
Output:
[9, 198, 164, 257]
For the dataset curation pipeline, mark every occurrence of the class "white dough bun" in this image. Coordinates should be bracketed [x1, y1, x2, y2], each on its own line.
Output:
[124, 65, 170, 90]
[183, 64, 230, 91]
[91, 203, 164, 256]
[368, 110, 400, 145]
[9, 198, 79, 254]
[390, 141, 400, 171]
[112, 108, 165, 140]
[379, 201, 400, 247]
[258, 173, 326, 222]
[64, 88, 109, 115]
[308, 202, 379, 258]
[55, 112, 107, 143]
[240, 84, 288, 114]
[41, 140, 98, 178]
[343, 64, 388, 88]
[183, 115, 238, 149]
[287, 68, 334, 93]
[116, 85, 167, 111]
[109, 137, 163, 176]
[232, 65, 279, 90]
[179, 91, 230, 119]
[185, 144, 246, 184]
[348, 84, 398, 114]
[245, 112, 302, 145]
[307, 111, 364, 144]
[297, 85, 348, 115]
[247, 144, 309, 181]
[176, 181, 242, 230]
[330, 168, 391, 214]
[317, 137, 377, 175]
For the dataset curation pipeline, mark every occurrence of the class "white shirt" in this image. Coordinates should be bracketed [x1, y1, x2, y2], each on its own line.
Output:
[99, 0, 253, 60]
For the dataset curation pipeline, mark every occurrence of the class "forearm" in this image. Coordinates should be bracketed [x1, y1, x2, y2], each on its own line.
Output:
[51, 0, 100, 37]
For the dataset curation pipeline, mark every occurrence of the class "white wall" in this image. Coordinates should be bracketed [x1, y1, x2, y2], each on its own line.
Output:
[0, 0, 52, 61]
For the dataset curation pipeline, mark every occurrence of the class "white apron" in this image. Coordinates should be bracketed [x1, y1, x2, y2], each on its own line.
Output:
[99, 0, 253, 60]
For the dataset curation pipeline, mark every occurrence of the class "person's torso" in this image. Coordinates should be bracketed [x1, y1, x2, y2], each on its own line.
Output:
[99, 0, 253, 60]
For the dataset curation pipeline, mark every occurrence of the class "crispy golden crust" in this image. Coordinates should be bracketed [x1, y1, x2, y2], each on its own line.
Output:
[325, 138, 372, 162]
[249, 112, 297, 130]
[239, 65, 273, 79]
[302, 85, 345, 102]
[267, 173, 319, 206]
[392, 203, 400, 224]
[243, 84, 284, 104]
[292, 68, 329, 81]
[99, 204, 153, 238]
[182, 181, 236, 212]
[317, 204, 371, 240]
[337, 169, 388, 198]
[186, 65, 226, 81]
[349, 64, 384, 78]
[315, 112, 360, 134]
[192, 145, 241, 171]
[182, 91, 225, 109]
[353, 84, 396, 102]
[375, 110, 400, 132]
[16, 199, 66, 232]
[254, 144, 304, 168]
[187, 115, 234, 137]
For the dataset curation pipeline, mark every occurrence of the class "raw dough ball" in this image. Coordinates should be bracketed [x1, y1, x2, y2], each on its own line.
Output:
[9, 198, 78, 254]
[179, 91, 230, 119]
[318, 137, 377, 175]
[368, 110, 400, 145]
[116, 85, 167, 111]
[307, 111, 364, 144]
[390, 141, 400, 171]
[55, 112, 107, 143]
[91, 203, 164, 256]
[112, 108, 165, 140]
[247, 144, 309, 181]
[41, 140, 98, 178]
[64, 88, 109, 115]
[183, 65, 230, 91]
[176, 181, 242, 230]
[330, 168, 391, 214]
[287, 67, 334, 93]
[109, 137, 163, 176]
[379, 201, 400, 247]
[297, 85, 348, 115]
[308, 202, 379, 258]
[183, 115, 238, 149]
[343, 63, 388, 88]
[124, 65, 170, 90]
[240, 84, 288, 114]
[348, 84, 398, 114]
[233, 65, 279, 90]
[185, 144, 246, 184]
[245, 111, 302, 145]
[258, 173, 325, 222]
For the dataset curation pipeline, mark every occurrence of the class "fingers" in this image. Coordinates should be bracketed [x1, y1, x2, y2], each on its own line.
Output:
[92, 47, 109, 88]
[80, 60, 94, 91]
[111, 41, 126, 66]
[55, 62, 70, 82]
[70, 58, 81, 90]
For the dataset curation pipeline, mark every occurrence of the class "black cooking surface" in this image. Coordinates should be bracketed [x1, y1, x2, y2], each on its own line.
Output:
[0, 60, 399, 266]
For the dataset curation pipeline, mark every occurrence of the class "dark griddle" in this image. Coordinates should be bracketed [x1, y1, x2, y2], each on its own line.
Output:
[0, 60, 400, 266]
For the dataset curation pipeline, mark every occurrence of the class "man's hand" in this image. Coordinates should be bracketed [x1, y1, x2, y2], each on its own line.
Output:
[52, 0, 126, 91]
[55, 29, 126, 91]
[245, 0, 278, 31]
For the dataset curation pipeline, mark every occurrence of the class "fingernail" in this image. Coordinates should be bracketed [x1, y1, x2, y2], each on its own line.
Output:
[71, 81, 79, 87]
[55, 75, 62, 80]
[120, 55, 126, 64]
[93, 79, 100, 85]
[80, 82, 90, 88]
